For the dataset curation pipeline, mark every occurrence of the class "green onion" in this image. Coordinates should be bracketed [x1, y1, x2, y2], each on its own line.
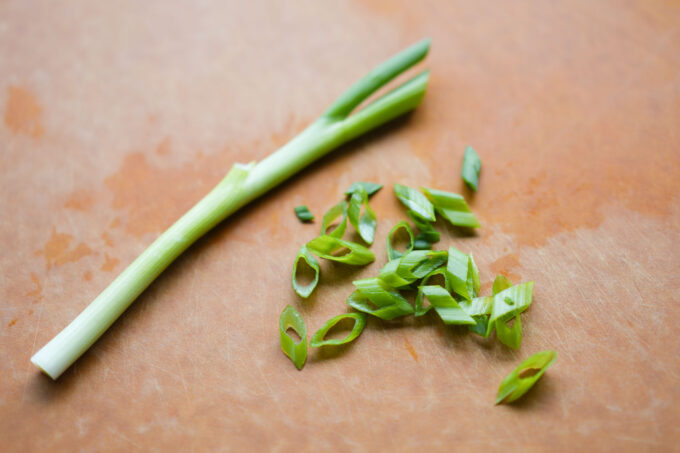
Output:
[491, 275, 525, 349]
[280, 305, 308, 370]
[386, 221, 415, 260]
[487, 281, 534, 338]
[445, 246, 477, 301]
[306, 235, 375, 265]
[291, 246, 320, 298]
[345, 182, 383, 198]
[347, 278, 414, 320]
[31, 38, 431, 379]
[459, 295, 493, 336]
[309, 313, 366, 347]
[320, 201, 348, 238]
[414, 268, 448, 316]
[421, 187, 480, 228]
[378, 250, 448, 288]
[347, 186, 377, 244]
[418, 285, 475, 325]
[294, 205, 314, 222]
[394, 183, 435, 221]
[461, 146, 481, 191]
[496, 350, 557, 404]
[407, 210, 440, 250]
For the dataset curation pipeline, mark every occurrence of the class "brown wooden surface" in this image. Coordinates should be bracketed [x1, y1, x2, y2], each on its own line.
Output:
[1, 1, 679, 451]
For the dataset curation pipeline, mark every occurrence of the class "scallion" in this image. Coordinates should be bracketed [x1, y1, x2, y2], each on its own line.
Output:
[309, 313, 366, 347]
[32, 38, 431, 379]
[496, 350, 557, 404]
[461, 146, 481, 191]
[294, 205, 314, 222]
[280, 305, 308, 370]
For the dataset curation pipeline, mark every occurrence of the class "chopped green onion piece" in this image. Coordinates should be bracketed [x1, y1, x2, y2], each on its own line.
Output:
[445, 246, 476, 300]
[459, 295, 493, 336]
[345, 182, 383, 198]
[461, 146, 481, 191]
[407, 210, 440, 249]
[294, 205, 314, 222]
[394, 183, 435, 221]
[306, 235, 375, 265]
[492, 274, 513, 295]
[379, 250, 447, 288]
[279, 305, 308, 370]
[491, 275, 523, 348]
[495, 314, 522, 350]
[291, 246, 320, 298]
[496, 350, 558, 404]
[320, 201, 348, 238]
[414, 268, 448, 316]
[486, 281, 534, 337]
[347, 278, 414, 320]
[421, 187, 480, 228]
[309, 313, 367, 347]
[347, 186, 377, 244]
[386, 221, 415, 260]
[418, 285, 475, 325]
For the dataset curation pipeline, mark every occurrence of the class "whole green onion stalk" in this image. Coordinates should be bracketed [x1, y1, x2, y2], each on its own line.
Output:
[31, 39, 432, 379]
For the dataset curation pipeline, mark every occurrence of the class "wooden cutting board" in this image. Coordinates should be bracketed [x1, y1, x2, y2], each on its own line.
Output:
[1, 1, 678, 451]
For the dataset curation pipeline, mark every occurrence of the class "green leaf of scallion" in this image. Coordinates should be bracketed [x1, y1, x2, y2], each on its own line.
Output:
[279, 305, 308, 370]
[347, 278, 414, 320]
[417, 285, 475, 325]
[496, 350, 557, 404]
[421, 187, 480, 228]
[461, 146, 481, 191]
[310, 312, 367, 347]
[394, 183, 436, 221]
[347, 186, 377, 244]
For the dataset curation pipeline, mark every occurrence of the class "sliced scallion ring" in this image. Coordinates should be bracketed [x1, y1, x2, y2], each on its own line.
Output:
[320, 201, 348, 238]
[347, 186, 377, 244]
[461, 146, 481, 192]
[394, 183, 435, 221]
[496, 350, 557, 404]
[418, 285, 475, 325]
[421, 187, 480, 228]
[279, 305, 308, 370]
[310, 312, 367, 347]
[306, 235, 375, 265]
[291, 246, 320, 298]
[386, 221, 415, 260]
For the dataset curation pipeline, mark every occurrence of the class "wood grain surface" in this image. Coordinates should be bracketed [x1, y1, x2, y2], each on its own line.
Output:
[1, 1, 679, 451]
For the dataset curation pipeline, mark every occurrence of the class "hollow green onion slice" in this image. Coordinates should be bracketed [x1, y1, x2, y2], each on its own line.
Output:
[421, 187, 480, 228]
[418, 285, 475, 325]
[496, 350, 558, 404]
[320, 201, 348, 238]
[347, 186, 377, 244]
[279, 305, 308, 370]
[347, 278, 414, 320]
[294, 205, 314, 222]
[469, 253, 481, 296]
[306, 235, 375, 265]
[291, 246, 320, 298]
[379, 250, 447, 288]
[394, 183, 435, 221]
[459, 295, 493, 336]
[486, 281, 534, 337]
[461, 146, 481, 192]
[445, 246, 477, 300]
[310, 312, 367, 347]
[345, 182, 383, 198]
[414, 268, 448, 316]
[491, 275, 523, 349]
[386, 221, 415, 260]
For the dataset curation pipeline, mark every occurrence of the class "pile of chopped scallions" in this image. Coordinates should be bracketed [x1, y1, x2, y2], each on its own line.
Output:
[283, 177, 556, 404]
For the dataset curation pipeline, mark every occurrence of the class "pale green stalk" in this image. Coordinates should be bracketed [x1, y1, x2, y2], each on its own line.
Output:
[31, 39, 431, 379]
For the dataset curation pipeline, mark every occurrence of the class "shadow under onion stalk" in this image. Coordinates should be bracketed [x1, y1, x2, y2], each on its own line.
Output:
[31, 38, 432, 379]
